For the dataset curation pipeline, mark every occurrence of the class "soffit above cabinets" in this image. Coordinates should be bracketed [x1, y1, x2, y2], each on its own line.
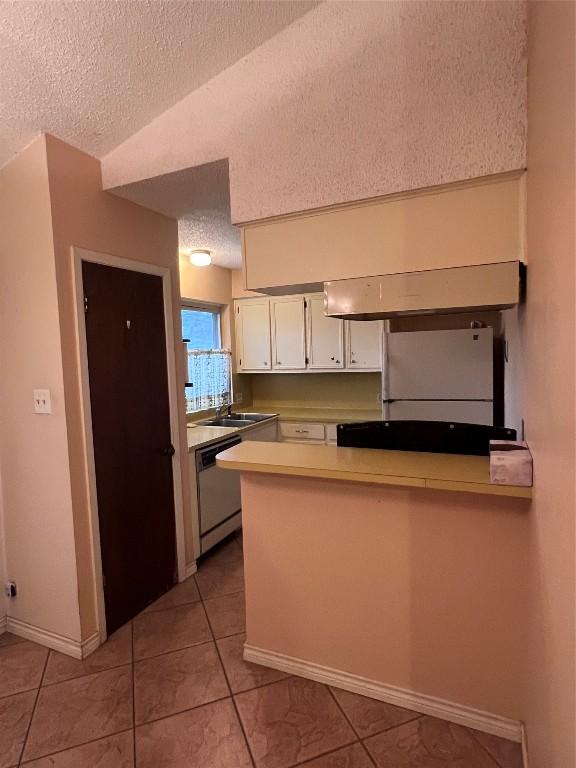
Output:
[241, 172, 526, 294]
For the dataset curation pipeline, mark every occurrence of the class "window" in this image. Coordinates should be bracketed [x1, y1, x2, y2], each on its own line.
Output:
[181, 306, 231, 413]
[181, 307, 220, 351]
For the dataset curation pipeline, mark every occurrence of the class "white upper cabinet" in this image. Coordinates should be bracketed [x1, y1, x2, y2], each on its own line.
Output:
[235, 299, 271, 371]
[234, 294, 381, 373]
[305, 295, 344, 369]
[271, 297, 306, 370]
[346, 321, 382, 370]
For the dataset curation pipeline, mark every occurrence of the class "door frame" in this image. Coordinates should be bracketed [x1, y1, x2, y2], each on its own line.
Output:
[72, 247, 186, 643]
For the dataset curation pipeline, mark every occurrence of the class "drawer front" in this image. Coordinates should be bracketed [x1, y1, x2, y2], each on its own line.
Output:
[279, 421, 325, 441]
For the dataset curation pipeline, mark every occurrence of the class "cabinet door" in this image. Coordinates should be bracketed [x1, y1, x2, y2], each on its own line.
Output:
[271, 297, 306, 370]
[242, 421, 278, 442]
[346, 320, 382, 370]
[236, 300, 271, 371]
[306, 295, 344, 369]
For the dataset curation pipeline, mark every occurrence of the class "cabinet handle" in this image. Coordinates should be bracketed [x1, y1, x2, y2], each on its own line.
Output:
[295, 429, 309, 434]
[277, 361, 282, 365]
[264, 361, 268, 366]
[330, 356, 335, 361]
[336, 360, 341, 364]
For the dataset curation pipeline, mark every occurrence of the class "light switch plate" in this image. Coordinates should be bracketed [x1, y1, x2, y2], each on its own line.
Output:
[33, 389, 52, 414]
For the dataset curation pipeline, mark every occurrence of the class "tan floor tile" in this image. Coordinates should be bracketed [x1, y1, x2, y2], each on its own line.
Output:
[217, 633, 289, 693]
[0, 690, 36, 768]
[134, 642, 229, 724]
[0, 641, 48, 698]
[364, 716, 498, 767]
[22, 730, 134, 767]
[136, 698, 252, 768]
[296, 743, 373, 767]
[133, 603, 211, 661]
[329, 688, 421, 738]
[0, 633, 26, 649]
[23, 665, 133, 762]
[204, 592, 246, 639]
[143, 576, 200, 613]
[195, 558, 245, 599]
[235, 676, 356, 768]
[202, 536, 244, 567]
[471, 730, 524, 768]
[43, 624, 132, 686]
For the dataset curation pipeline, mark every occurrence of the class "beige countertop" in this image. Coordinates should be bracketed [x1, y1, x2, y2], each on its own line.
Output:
[239, 405, 381, 423]
[186, 415, 278, 451]
[216, 441, 532, 499]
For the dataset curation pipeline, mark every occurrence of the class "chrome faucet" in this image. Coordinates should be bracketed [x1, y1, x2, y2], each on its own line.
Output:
[216, 402, 232, 417]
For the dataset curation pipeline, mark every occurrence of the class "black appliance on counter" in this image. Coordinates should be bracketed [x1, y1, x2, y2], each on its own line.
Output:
[336, 421, 516, 457]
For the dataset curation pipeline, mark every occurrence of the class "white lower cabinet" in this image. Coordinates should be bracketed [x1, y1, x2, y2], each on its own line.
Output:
[325, 424, 338, 444]
[278, 420, 342, 445]
[279, 421, 326, 442]
[242, 420, 278, 442]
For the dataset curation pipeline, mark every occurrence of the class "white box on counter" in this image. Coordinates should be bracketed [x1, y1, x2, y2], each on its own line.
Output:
[489, 440, 533, 487]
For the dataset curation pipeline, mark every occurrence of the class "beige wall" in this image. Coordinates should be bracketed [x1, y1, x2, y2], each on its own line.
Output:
[44, 134, 186, 638]
[243, 474, 530, 720]
[523, 3, 576, 765]
[0, 470, 8, 622]
[0, 136, 82, 641]
[251, 373, 381, 412]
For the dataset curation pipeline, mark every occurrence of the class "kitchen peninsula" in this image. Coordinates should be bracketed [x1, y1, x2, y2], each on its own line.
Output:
[218, 440, 532, 739]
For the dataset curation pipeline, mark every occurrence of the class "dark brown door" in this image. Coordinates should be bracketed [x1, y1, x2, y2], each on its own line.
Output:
[83, 261, 177, 634]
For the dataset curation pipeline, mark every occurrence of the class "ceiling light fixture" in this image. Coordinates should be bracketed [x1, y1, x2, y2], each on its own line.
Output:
[189, 249, 212, 267]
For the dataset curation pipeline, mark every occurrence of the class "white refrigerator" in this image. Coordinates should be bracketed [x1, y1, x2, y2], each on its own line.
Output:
[383, 328, 494, 425]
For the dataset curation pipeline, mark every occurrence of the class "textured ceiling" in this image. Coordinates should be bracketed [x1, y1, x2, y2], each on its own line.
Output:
[0, 0, 317, 168]
[113, 160, 241, 268]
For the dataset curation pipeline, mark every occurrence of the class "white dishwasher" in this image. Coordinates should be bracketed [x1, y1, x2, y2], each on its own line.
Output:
[196, 435, 242, 554]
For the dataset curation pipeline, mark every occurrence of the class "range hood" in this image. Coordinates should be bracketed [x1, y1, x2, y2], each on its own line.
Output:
[324, 261, 522, 320]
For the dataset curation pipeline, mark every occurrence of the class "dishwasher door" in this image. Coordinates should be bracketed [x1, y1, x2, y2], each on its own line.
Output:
[197, 437, 242, 535]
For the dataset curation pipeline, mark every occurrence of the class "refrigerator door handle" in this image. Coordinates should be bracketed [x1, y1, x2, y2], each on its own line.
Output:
[381, 320, 391, 419]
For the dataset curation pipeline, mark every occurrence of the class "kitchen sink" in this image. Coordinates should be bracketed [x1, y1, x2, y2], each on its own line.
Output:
[227, 412, 273, 422]
[200, 418, 251, 428]
[199, 412, 276, 428]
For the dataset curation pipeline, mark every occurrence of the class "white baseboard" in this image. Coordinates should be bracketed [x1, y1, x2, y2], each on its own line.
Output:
[0, 615, 6, 635]
[521, 723, 529, 768]
[184, 562, 197, 579]
[244, 643, 523, 744]
[80, 632, 101, 658]
[6, 617, 98, 660]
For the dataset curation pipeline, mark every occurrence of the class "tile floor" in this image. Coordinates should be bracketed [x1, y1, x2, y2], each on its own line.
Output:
[0, 531, 524, 768]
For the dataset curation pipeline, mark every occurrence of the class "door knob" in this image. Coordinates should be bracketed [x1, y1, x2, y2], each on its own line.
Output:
[160, 445, 175, 457]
